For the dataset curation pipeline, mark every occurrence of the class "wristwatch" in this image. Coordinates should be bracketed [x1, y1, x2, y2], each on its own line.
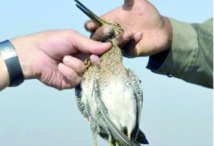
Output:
[0, 40, 24, 87]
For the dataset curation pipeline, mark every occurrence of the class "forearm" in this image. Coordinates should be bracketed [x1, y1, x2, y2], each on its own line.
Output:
[0, 55, 10, 90]
[147, 18, 213, 88]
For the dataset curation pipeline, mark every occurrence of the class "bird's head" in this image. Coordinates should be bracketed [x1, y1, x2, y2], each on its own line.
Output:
[75, 0, 124, 40]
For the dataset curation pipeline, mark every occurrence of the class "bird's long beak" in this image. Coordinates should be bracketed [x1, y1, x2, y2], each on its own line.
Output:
[75, 0, 107, 27]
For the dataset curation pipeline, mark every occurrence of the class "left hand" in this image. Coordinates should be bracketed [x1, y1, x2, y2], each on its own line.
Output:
[85, 0, 172, 57]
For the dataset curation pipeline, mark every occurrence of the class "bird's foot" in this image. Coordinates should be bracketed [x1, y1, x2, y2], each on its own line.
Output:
[93, 132, 98, 146]
[108, 136, 113, 146]
[93, 139, 97, 146]
[128, 134, 131, 140]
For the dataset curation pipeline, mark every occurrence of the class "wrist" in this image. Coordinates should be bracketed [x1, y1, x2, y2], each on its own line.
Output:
[0, 55, 10, 90]
[0, 40, 24, 87]
[10, 37, 36, 79]
[162, 16, 173, 51]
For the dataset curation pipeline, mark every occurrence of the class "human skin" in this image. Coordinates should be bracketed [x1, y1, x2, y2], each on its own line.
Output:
[0, 30, 113, 91]
[0, 0, 173, 91]
[85, 0, 173, 58]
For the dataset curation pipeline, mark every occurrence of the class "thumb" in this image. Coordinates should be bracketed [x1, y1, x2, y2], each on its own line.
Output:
[124, 0, 134, 6]
[72, 31, 112, 55]
[91, 25, 114, 41]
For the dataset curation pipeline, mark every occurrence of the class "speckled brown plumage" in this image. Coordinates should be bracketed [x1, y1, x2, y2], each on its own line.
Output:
[74, 1, 148, 145]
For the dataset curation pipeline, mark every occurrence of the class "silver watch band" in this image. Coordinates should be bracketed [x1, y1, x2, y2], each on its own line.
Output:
[0, 40, 24, 87]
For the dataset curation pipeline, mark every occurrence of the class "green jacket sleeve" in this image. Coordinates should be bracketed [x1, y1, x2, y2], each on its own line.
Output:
[147, 18, 213, 88]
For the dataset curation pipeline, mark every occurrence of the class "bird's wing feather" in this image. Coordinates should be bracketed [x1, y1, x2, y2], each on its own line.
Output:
[136, 130, 149, 144]
[75, 85, 89, 119]
[127, 69, 143, 121]
[92, 79, 140, 146]
[127, 69, 149, 144]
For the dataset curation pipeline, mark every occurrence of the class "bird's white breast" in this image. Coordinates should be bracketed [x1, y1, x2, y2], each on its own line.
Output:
[81, 78, 137, 136]
[101, 80, 137, 135]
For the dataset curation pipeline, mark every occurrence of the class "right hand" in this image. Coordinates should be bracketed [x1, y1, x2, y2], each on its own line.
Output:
[11, 30, 111, 90]
[85, 0, 173, 58]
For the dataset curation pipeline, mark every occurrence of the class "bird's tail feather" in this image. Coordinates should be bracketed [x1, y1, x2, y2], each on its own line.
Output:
[136, 130, 149, 144]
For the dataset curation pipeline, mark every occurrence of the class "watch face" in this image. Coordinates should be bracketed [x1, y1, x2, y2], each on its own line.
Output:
[0, 40, 17, 60]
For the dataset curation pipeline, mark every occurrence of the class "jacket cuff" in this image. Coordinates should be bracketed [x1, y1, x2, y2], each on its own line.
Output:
[147, 18, 198, 79]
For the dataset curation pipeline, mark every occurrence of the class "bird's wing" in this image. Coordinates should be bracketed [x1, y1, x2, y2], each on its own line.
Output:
[127, 69, 143, 122]
[126, 69, 142, 140]
[92, 79, 140, 146]
[136, 130, 149, 144]
[75, 84, 89, 119]
[127, 69, 149, 144]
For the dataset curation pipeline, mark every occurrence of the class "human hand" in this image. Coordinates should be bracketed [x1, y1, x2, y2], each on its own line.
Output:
[85, 0, 173, 57]
[11, 30, 112, 89]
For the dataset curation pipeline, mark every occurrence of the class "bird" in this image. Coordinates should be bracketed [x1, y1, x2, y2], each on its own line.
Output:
[74, 0, 149, 145]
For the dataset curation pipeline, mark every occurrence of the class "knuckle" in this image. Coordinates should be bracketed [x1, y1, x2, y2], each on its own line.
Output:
[67, 30, 76, 34]
[127, 31, 133, 38]
[63, 30, 78, 38]
[62, 30, 74, 35]
[67, 69, 76, 80]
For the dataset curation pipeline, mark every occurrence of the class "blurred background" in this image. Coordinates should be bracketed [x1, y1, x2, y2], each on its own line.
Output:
[0, 0, 213, 146]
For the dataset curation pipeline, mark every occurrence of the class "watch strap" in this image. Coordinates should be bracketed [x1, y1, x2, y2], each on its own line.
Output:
[0, 40, 24, 87]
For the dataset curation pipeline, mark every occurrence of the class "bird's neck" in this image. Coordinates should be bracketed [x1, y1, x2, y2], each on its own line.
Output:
[101, 40, 122, 63]
[99, 39, 125, 74]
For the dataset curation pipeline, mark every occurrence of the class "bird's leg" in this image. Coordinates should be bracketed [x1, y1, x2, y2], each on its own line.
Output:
[108, 135, 113, 146]
[84, 56, 92, 70]
[128, 134, 131, 141]
[115, 141, 120, 146]
[88, 114, 98, 146]
[94, 138, 97, 146]
[93, 132, 98, 146]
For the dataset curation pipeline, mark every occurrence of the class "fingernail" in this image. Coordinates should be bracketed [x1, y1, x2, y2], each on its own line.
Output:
[125, 0, 134, 6]
[104, 42, 112, 48]
[63, 56, 69, 64]
[96, 42, 112, 55]
[90, 55, 101, 66]
[123, 31, 132, 40]
[103, 27, 111, 35]
[58, 63, 63, 68]
[87, 23, 93, 29]
[134, 31, 142, 40]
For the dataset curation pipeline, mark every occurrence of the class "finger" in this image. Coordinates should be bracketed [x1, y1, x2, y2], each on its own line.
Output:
[117, 31, 133, 47]
[91, 26, 113, 41]
[124, 0, 134, 6]
[133, 31, 143, 43]
[90, 54, 100, 66]
[84, 20, 98, 32]
[122, 31, 142, 58]
[71, 31, 112, 55]
[58, 63, 82, 87]
[63, 55, 86, 76]
[122, 40, 137, 58]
